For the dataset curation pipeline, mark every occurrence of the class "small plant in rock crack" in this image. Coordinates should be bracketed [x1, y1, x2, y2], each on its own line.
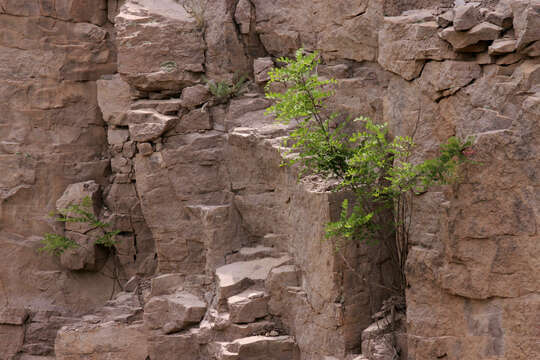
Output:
[265, 48, 475, 293]
[204, 72, 249, 103]
[39, 196, 120, 256]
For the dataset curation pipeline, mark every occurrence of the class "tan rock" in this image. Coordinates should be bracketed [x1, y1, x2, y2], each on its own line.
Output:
[97, 74, 131, 125]
[253, 58, 274, 84]
[126, 109, 177, 142]
[115, 0, 205, 91]
[417, 60, 481, 101]
[489, 38, 518, 55]
[107, 129, 130, 145]
[55, 321, 148, 360]
[228, 289, 269, 324]
[454, 4, 481, 31]
[440, 22, 503, 50]
[143, 291, 206, 333]
[511, 0, 540, 49]
[180, 84, 211, 109]
[379, 17, 455, 80]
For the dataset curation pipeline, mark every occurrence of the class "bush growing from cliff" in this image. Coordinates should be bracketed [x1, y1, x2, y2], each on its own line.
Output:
[265, 49, 474, 291]
[40, 196, 119, 256]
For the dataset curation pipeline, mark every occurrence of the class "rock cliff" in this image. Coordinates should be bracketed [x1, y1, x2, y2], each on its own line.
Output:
[0, 0, 538, 359]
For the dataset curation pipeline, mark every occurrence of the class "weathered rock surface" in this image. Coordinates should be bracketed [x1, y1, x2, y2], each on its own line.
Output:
[1, 0, 539, 359]
[115, 0, 205, 91]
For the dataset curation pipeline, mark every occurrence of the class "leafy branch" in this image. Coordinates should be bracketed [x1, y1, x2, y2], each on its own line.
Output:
[265, 49, 475, 293]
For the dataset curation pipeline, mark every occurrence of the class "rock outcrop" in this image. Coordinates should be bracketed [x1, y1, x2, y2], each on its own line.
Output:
[0, 0, 538, 359]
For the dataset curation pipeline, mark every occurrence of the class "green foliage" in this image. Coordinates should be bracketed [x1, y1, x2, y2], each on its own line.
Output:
[265, 48, 475, 249]
[205, 73, 249, 103]
[40, 196, 120, 256]
[39, 233, 78, 257]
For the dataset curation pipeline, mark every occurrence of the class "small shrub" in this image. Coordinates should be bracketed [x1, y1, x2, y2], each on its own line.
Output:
[205, 73, 249, 103]
[265, 49, 475, 292]
[40, 196, 119, 256]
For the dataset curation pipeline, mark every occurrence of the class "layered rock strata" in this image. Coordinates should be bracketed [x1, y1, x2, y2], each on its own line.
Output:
[0, 0, 538, 359]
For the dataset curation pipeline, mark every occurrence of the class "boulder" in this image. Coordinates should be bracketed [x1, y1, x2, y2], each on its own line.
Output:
[97, 74, 131, 125]
[55, 321, 148, 360]
[454, 4, 481, 31]
[488, 39, 518, 55]
[228, 289, 269, 323]
[125, 109, 177, 142]
[511, 0, 540, 49]
[215, 256, 291, 300]
[180, 85, 211, 109]
[144, 291, 206, 333]
[440, 22, 503, 50]
[115, 0, 205, 91]
[56, 181, 101, 233]
[253, 58, 274, 84]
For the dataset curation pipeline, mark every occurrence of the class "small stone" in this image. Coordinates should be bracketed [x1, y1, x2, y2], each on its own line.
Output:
[254, 58, 274, 84]
[454, 4, 481, 31]
[437, 10, 454, 28]
[489, 39, 517, 55]
[268, 330, 279, 337]
[137, 143, 153, 156]
[180, 85, 210, 109]
[440, 22, 502, 50]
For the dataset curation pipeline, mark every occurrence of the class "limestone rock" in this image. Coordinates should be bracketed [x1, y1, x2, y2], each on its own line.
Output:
[180, 85, 211, 109]
[454, 4, 481, 31]
[126, 109, 177, 142]
[228, 289, 269, 324]
[226, 335, 300, 359]
[115, 0, 205, 91]
[440, 22, 503, 50]
[56, 181, 101, 233]
[59, 231, 107, 271]
[107, 129, 130, 145]
[437, 10, 454, 28]
[144, 291, 206, 333]
[511, 0, 540, 49]
[417, 60, 481, 100]
[216, 256, 291, 300]
[175, 109, 212, 133]
[55, 321, 148, 360]
[379, 16, 455, 80]
[489, 38, 518, 55]
[97, 74, 131, 125]
[147, 331, 201, 360]
[253, 58, 274, 84]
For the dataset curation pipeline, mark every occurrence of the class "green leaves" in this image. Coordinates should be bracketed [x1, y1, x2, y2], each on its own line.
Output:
[204, 72, 248, 103]
[264, 48, 475, 245]
[40, 196, 120, 256]
[39, 233, 78, 256]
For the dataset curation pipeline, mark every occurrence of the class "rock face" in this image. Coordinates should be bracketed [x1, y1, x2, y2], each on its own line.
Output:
[1, 0, 539, 359]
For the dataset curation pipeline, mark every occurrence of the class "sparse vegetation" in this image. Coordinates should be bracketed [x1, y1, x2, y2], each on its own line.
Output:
[265, 49, 474, 293]
[40, 196, 120, 256]
[204, 72, 249, 103]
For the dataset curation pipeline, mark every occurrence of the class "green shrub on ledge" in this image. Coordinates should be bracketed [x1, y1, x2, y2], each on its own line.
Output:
[265, 49, 474, 291]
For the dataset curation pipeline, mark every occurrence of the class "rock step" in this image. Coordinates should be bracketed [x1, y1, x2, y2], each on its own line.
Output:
[227, 289, 269, 324]
[215, 256, 291, 300]
[226, 245, 281, 263]
[224, 335, 299, 360]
